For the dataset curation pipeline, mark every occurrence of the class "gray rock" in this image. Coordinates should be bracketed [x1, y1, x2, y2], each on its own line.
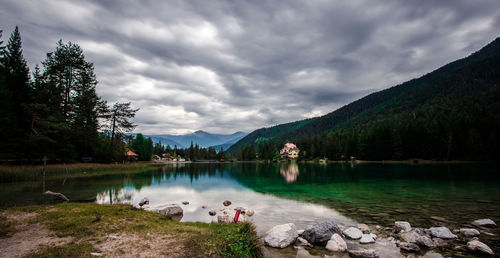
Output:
[246, 209, 255, 216]
[326, 233, 347, 252]
[466, 240, 494, 255]
[401, 231, 420, 243]
[427, 227, 458, 239]
[138, 197, 149, 207]
[157, 204, 183, 216]
[472, 219, 496, 227]
[295, 237, 313, 249]
[416, 235, 436, 249]
[208, 210, 216, 216]
[301, 221, 343, 246]
[223, 200, 232, 206]
[432, 238, 447, 247]
[395, 221, 411, 233]
[357, 223, 370, 233]
[348, 249, 379, 258]
[343, 227, 363, 239]
[400, 242, 420, 252]
[369, 233, 377, 240]
[264, 223, 298, 248]
[459, 228, 480, 237]
[360, 234, 375, 244]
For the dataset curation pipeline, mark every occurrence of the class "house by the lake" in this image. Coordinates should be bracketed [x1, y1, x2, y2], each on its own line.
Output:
[280, 142, 300, 158]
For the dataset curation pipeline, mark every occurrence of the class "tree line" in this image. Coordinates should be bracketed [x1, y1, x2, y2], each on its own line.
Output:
[0, 26, 138, 163]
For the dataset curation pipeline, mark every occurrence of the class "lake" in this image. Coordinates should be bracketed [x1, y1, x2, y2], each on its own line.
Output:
[1, 162, 499, 257]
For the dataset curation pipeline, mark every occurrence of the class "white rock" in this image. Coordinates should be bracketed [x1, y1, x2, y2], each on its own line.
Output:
[326, 233, 347, 252]
[459, 228, 480, 237]
[467, 240, 494, 255]
[156, 204, 183, 216]
[370, 233, 377, 240]
[472, 219, 496, 227]
[264, 223, 298, 248]
[348, 249, 379, 257]
[395, 221, 411, 233]
[343, 227, 363, 239]
[90, 253, 102, 256]
[360, 234, 376, 244]
[427, 227, 458, 239]
[246, 209, 255, 216]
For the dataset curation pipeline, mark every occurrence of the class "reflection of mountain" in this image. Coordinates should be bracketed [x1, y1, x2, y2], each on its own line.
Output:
[279, 163, 299, 183]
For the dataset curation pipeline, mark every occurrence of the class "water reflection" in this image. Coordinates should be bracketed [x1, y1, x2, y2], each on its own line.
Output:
[279, 162, 299, 183]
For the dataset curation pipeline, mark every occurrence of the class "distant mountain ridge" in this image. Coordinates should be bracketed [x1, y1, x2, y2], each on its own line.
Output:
[130, 130, 247, 149]
[228, 37, 500, 160]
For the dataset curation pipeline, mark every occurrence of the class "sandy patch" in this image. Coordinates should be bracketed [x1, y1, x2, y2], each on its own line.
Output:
[93, 233, 189, 257]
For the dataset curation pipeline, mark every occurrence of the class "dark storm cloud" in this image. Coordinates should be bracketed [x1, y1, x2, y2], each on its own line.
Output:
[1, 0, 499, 134]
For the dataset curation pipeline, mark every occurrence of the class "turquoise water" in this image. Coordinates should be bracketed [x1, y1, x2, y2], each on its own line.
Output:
[1, 162, 499, 257]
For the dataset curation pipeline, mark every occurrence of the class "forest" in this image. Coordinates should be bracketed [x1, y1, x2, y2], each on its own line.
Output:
[232, 37, 500, 161]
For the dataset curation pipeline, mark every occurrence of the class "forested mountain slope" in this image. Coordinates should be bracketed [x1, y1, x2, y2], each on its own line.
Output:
[229, 37, 500, 160]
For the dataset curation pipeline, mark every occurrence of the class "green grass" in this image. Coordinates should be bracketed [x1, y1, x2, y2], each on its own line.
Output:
[0, 162, 164, 182]
[9, 203, 261, 257]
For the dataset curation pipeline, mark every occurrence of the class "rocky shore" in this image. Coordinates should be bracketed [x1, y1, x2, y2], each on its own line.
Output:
[263, 218, 496, 257]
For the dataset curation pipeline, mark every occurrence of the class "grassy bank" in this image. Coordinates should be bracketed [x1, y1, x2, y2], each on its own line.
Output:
[3, 203, 261, 257]
[0, 162, 165, 182]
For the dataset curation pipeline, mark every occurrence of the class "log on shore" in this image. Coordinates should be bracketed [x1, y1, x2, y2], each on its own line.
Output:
[44, 190, 70, 202]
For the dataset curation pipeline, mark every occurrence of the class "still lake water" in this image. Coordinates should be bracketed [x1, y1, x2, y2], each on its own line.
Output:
[1, 163, 499, 257]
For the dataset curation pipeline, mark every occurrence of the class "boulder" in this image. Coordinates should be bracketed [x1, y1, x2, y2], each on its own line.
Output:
[466, 240, 494, 255]
[157, 204, 183, 216]
[343, 227, 363, 239]
[209, 210, 216, 216]
[394, 221, 411, 233]
[416, 235, 436, 249]
[472, 219, 496, 227]
[325, 233, 347, 252]
[223, 200, 232, 206]
[360, 234, 375, 244]
[459, 228, 480, 237]
[301, 221, 343, 246]
[348, 249, 379, 258]
[138, 197, 149, 207]
[264, 223, 298, 248]
[246, 209, 255, 216]
[427, 227, 457, 239]
[357, 223, 370, 233]
[295, 237, 313, 249]
[400, 231, 420, 243]
[400, 242, 420, 252]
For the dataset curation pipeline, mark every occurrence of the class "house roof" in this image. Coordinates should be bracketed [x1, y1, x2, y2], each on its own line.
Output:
[126, 150, 139, 156]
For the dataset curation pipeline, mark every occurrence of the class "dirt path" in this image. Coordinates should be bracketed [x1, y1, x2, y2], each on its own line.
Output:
[0, 212, 73, 258]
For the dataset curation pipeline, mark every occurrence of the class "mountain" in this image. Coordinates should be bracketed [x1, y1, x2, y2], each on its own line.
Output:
[228, 37, 500, 161]
[131, 131, 247, 149]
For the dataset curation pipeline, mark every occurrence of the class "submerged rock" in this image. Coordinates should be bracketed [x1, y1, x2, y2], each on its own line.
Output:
[326, 233, 347, 252]
[357, 223, 370, 233]
[427, 227, 457, 239]
[343, 227, 363, 239]
[433, 238, 448, 247]
[301, 221, 343, 246]
[394, 221, 411, 233]
[264, 223, 298, 248]
[182, 201, 189, 205]
[466, 240, 494, 255]
[223, 200, 232, 206]
[400, 231, 420, 243]
[295, 237, 313, 249]
[208, 210, 216, 216]
[400, 242, 420, 252]
[472, 219, 496, 227]
[348, 249, 379, 258]
[138, 197, 149, 207]
[416, 235, 436, 249]
[459, 228, 480, 237]
[360, 234, 375, 244]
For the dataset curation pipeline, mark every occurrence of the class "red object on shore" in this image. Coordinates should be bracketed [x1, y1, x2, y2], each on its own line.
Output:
[234, 209, 241, 223]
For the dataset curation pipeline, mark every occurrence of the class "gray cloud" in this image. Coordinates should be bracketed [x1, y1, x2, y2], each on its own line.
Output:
[1, 0, 499, 134]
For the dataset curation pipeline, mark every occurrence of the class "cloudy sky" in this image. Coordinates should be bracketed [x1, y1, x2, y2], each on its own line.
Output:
[1, 0, 499, 135]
